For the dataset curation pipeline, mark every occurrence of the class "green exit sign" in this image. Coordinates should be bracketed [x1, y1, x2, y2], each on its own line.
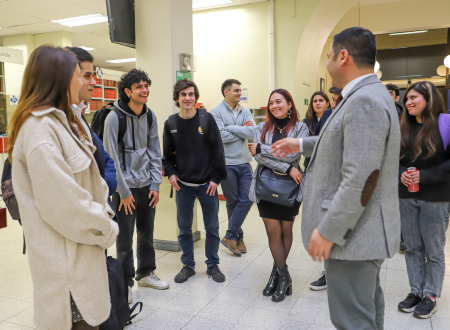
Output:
[304, 99, 309, 105]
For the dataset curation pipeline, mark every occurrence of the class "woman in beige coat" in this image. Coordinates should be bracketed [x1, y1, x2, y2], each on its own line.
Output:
[8, 46, 119, 330]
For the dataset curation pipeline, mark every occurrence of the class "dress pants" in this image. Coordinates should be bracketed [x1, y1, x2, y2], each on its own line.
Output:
[325, 258, 385, 330]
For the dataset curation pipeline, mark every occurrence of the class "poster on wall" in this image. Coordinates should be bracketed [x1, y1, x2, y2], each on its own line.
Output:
[95, 67, 126, 82]
[240, 88, 248, 103]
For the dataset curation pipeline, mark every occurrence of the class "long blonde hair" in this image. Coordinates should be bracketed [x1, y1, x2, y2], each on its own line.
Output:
[7, 45, 82, 161]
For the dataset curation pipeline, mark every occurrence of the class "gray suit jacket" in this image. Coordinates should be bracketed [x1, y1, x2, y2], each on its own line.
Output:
[301, 74, 401, 260]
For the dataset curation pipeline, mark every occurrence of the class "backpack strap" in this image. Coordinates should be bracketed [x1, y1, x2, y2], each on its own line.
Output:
[127, 302, 144, 325]
[167, 113, 178, 150]
[147, 108, 154, 132]
[113, 108, 127, 171]
[197, 108, 209, 135]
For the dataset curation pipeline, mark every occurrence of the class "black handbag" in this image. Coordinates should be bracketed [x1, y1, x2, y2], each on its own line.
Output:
[255, 165, 299, 207]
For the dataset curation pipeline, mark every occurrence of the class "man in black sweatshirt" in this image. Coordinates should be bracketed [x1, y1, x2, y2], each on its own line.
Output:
[163, 79, 227, 283]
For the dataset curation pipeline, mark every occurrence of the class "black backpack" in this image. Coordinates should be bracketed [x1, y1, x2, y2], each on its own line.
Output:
[100, 256, 142, 330]
[1, 158, 26, 254]
[91, 103, 153, 171]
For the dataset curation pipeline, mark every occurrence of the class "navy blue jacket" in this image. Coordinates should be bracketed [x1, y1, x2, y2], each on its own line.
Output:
[93, 132, 117, 197]
[304, 108, 333, 168]
[313, 109, 332, 136]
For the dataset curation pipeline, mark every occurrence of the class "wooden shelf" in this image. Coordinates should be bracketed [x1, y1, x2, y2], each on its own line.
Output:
[104, 86, 116, 90]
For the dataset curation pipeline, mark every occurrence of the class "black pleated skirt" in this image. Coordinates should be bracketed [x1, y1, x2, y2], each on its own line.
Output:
[257, 199, 301, 221]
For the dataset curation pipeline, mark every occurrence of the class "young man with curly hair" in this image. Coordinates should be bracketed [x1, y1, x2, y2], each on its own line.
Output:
[163, 79, 227, 283]
[104, 69, 168, 304]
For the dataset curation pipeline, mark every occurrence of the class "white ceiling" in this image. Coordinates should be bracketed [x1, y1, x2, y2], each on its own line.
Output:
[0, 0, 267, 72]
[0, 0, 134, 72]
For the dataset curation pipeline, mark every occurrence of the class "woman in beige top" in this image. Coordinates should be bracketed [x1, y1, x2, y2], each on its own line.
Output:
[8, 45, 119, 330]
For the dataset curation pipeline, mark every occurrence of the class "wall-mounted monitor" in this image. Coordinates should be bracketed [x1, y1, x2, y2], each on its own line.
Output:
[106, 0, 135, 49]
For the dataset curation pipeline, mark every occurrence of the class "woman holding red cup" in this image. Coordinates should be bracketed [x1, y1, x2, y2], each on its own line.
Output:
[398, 81, 450, 319]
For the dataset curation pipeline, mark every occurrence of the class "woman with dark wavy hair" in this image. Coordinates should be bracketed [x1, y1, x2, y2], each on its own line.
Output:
[249, 89, 309, 302]
[303, 91, 331, 135]
[397, 81, 450, 319]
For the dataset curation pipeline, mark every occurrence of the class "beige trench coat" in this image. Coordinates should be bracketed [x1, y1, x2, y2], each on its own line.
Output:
[12, 108, 119, 330]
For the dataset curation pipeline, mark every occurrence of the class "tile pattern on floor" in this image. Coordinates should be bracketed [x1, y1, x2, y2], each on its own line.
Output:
[1, 202, 449, 329]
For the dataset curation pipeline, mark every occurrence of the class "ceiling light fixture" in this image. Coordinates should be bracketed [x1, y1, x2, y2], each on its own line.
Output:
[444, 55, 450, 69]
[78, 46, 96, 51]
[52, 14, 108, 27]
[389, 30, 428, 36]
[106, 58, 136, 63]
[192, 0, 233, 9]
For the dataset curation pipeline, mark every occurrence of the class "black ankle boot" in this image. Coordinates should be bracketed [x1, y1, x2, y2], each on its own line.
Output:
[272, 265, 292, 302]
[263, 264, 279, 296]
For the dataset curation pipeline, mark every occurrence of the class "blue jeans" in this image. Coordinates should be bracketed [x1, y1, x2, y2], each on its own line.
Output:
[220, 164, 253, 241]
[399, 198, 450, 297]
[176, 182, 220, 269]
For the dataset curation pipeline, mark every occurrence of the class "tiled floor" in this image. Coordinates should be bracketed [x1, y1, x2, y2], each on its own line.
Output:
[1, 202, 450, 329]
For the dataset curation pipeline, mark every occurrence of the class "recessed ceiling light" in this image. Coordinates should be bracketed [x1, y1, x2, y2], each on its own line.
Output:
[77, 46, 96, 51]
[106, 58, 136, 63]
[389, 30, 428, 36]
[52, 14, 108, 27]
[193, 0, 233, 9]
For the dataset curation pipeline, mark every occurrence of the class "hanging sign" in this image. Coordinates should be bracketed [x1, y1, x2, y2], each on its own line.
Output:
[176, 71, 192, 81]
[0, 47, 23, 65]
[240, 88, 248, 103]
[95, 67, 126, 82]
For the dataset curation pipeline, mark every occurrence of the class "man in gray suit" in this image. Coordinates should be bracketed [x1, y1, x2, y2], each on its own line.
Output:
[272, 27, 401, 330]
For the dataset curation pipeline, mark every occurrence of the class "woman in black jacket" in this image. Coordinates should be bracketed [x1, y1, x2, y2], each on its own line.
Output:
[397, 81, 450, 319]
[303, 91, 331, 135]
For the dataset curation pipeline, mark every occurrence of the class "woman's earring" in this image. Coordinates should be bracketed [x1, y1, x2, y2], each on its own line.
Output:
[288, 108, 292, 118]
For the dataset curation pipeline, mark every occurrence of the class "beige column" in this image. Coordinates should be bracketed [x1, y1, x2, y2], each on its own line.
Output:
[135, 0, 199, 251]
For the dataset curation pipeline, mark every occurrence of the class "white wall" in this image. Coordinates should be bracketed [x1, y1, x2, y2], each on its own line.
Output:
[193, 2, 271, 111]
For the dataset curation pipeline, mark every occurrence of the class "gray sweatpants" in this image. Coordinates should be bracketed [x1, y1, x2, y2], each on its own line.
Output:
[325, 258, 385, 330]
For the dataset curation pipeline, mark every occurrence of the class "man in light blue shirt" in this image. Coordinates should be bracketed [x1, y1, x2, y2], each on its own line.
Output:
[211, 79, 256, 255]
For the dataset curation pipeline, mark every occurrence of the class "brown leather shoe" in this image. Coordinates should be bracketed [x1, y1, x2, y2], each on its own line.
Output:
[236, 239, 247, 254]
[220, 238, 241, 255]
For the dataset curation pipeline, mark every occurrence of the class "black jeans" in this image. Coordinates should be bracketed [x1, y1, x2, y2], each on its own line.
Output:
[112, 186, 156, 287]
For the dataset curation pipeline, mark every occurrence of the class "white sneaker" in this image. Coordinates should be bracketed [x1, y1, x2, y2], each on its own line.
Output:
[128, 286, 132, 304]
[137, 272, 169, 290]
